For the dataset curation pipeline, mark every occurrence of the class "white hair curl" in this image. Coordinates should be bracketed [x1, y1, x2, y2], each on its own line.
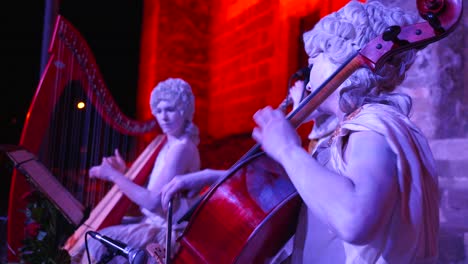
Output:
[303, 0, 418, 115]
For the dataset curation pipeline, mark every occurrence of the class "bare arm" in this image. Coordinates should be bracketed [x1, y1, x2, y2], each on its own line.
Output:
[90, 141, 199, 214]
[252, 107, 398, 243]
[160, 169, 225, 210]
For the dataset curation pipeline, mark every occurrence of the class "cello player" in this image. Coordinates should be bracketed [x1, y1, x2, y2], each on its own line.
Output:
[162, 1, 439, 263]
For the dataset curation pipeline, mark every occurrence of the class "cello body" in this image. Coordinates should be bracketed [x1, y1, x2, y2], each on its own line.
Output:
[175, 153, 301, 263]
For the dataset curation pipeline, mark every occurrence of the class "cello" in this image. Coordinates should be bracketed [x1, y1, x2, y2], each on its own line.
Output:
[169, 0, 463, 263]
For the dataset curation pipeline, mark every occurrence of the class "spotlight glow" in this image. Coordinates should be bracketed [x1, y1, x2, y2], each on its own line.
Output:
[77, 101, 86, 109]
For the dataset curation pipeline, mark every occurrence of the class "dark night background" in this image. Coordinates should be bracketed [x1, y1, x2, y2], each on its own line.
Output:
[2, 0, 143, 145]
[1, 0, 144, 216]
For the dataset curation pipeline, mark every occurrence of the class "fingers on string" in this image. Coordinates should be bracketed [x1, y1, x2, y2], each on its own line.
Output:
[161, 179, 179, 211]
[253, 110, 267, 126]
[163, 190, 177, 211]
[161, 188, 169, 211]
[114, 148, 123, 160]
[103, 157, 112, 165]
[254, 106, 275, 126]
[252, 127, 262, 143]
[89, 167, 98, 178]
[271, 109, 285, 119]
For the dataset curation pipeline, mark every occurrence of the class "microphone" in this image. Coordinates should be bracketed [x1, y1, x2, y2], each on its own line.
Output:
[88, 231, 148, 264]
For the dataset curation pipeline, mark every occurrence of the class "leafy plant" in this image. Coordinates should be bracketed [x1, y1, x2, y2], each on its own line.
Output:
[20, 191, 71, 264]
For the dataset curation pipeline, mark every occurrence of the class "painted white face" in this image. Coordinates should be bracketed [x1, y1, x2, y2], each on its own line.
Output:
[153, 100, 185, 136]
[305, 53, 341, 118]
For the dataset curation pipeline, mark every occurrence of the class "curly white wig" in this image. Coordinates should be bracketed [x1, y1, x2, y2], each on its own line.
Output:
[303, 0, 418, 115]
[150, 78, 199, 144]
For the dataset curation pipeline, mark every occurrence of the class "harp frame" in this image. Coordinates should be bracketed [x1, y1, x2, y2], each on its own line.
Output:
[7, 15, 160, 261]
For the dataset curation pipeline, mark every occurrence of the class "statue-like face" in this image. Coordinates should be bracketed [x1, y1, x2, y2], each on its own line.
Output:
[306, 53, 338, 94]
[150, 78, 195, 129]
[153, 99, 185, 137]
[305, 52, 341, 118]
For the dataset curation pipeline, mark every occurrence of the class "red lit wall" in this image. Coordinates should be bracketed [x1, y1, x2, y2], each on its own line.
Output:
[138, 0, 350, 167]
[137, 0, 212, 145]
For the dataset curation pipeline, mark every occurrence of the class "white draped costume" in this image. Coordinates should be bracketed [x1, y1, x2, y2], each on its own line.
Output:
[276, 103, 439, 264]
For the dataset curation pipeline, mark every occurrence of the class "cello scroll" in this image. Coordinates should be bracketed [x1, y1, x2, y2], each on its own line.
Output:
[360, 0, 462, 71]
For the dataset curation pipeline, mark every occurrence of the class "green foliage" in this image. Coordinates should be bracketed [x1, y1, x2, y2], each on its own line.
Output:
[20, 192, 71, 264]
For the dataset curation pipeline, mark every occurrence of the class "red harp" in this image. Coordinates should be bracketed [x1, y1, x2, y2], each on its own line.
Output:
[6, 15, 163, 261]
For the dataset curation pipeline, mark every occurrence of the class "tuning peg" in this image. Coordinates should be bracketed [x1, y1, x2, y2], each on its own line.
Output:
[425, 12, 445, 33]
[382, 25, 409, 46]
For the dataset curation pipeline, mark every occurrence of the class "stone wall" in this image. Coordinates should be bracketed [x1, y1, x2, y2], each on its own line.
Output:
[137, 0, 212, 141]
[378, 0, 468, 262]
